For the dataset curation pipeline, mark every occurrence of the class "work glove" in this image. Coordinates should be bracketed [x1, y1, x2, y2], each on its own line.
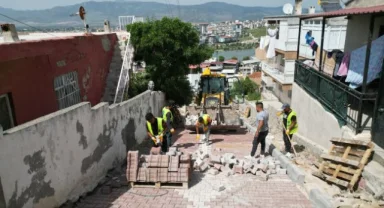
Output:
[170, 128, 175, 133]
[151, 137, 156, 143]
[276, 111, 283, 116]
[203, 127, 208, 132]
[286, 130, 290, 135]
[196, 134, 200, 141]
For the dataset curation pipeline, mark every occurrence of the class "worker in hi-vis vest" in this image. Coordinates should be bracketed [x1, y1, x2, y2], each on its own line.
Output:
[146, 112, 168, 153]
[162, 103, 175, 151]
[195, 114, 212, 143]
[277, 103, 298, 155]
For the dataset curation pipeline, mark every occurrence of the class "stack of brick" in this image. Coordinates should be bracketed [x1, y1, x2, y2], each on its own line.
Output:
[126, 151, 139, 182]
[126, 151, 191, 184]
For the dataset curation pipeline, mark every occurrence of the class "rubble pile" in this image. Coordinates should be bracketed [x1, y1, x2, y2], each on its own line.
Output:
[126, 150, 192, 184]
[185, 115, 198, 126]
[192, 144, 287, 181]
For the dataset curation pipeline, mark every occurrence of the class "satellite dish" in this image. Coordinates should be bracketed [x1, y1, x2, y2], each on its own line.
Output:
[79, 6, 86, 20]
[70, 6, 89, 34]
[283, 3, 294, 15]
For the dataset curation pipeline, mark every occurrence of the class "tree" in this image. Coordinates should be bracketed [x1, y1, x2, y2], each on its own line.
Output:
[231, 77, 260, 100]
[218, 56, 225, 62]
[128, 17, 213, 105]
[127, 72, 151, 98]
[243, 56, 250, 61]
[231, 56, 238, 60]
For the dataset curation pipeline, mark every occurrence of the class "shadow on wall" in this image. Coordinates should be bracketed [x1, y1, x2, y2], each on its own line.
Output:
[0, 90, 165, 208]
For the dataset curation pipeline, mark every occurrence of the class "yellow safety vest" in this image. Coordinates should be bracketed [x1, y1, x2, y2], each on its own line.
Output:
[287, 111, 298, 134]
[202, 114, 210, 126]
[162, 108, 173, 122]
[147, 118, 164, 136]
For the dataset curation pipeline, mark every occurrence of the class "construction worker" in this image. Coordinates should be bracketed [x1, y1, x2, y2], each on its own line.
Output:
[278, 103, 298, 154]
[162, 103, 175, 150]
[196, 114, 212, 143]
[248, 101, 269, 158]
[145, 112, 168, 153]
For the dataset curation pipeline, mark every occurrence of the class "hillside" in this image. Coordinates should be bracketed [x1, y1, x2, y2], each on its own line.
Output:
[0, 1, 282, 27]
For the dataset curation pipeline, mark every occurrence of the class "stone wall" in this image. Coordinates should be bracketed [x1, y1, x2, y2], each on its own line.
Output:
[0, 90, 165, 208]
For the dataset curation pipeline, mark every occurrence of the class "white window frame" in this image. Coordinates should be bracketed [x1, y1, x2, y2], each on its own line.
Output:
[0, 94, 15, 130]
[54, 71, 81, 110]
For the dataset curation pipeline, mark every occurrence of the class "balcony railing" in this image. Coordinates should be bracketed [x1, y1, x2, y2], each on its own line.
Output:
[294, 60, 378, 133]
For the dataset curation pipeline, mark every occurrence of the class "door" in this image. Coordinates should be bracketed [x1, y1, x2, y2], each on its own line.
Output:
[372, 72, 384, 149]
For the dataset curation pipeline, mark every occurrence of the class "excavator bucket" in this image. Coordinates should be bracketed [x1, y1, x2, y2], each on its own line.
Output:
[184, 104, 242, 131]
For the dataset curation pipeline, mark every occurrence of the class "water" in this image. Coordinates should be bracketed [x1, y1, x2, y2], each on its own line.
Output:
[212, 49, 255, 61]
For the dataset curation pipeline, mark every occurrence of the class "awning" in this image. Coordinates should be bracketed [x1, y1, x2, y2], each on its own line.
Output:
[300, 5, 384, 19]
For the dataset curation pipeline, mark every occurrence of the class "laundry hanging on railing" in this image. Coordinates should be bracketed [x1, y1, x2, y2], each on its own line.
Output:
[330, 50, 344, 77]
[266, 28, 278, 59]
[305, 30, 318, 56]
[345, 34, 384, 89]
[337, 52, 350, 77]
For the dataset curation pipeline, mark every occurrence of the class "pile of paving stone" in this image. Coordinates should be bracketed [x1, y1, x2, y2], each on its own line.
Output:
[126, 150, 192, 183]
[192, 146, 287, 181]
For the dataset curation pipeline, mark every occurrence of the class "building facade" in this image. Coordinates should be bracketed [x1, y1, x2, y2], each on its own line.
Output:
[0, 31, 118, 130]
[256, 15, 347, 104]
[292, 5, 384, 165]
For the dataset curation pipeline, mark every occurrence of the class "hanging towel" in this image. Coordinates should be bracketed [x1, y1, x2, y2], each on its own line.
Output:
[337, 52, 350, 77]
[305, 31, 314, 45]
[333, 51, 345, 77]
[266, 28, 278, 59]
[345, 35, 384, 88]
[306, 31, 318, 56]
[259, 36, 265, 49]
[310, 41, 318, 56]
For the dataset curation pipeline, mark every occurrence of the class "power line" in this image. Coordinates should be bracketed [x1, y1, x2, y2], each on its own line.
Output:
[0, 13, 59, 37]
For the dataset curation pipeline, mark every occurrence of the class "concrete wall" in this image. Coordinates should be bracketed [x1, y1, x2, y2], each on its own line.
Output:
[344, 15, 384, 52]
[0, 34, 118, 126]
[0, 90, 165, 208]
[291, 83, 356, 150]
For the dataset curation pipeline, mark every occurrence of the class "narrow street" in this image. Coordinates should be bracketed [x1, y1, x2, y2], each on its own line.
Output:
[73, 129, 313, 208]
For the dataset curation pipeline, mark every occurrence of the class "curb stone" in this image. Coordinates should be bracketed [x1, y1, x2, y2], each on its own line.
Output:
[242, 118, 333, 208]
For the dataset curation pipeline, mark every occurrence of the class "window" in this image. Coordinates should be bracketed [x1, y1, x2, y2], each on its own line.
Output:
[0, 94, 15, 131]
[288, 90, 292, 98]
[54, 71, 81, 109]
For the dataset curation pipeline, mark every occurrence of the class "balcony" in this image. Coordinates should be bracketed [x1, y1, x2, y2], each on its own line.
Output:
[294, 60, 377, 133]
[262, 61, 294, 85]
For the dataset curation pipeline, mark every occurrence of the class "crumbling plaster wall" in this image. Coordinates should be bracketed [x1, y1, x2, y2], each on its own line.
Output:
[0, 90, 165, 208]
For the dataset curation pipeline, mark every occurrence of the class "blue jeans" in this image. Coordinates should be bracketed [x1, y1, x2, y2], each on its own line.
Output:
[165, 131, 172, 150]
[250, 130, 268, 156]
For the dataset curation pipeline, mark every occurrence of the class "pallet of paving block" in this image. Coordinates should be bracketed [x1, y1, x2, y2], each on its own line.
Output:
[315, 138, 374, 190]
[130, 181, 188, 189]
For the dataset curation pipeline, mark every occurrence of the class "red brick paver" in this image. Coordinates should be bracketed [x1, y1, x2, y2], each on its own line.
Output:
[74, 129, 313, 208]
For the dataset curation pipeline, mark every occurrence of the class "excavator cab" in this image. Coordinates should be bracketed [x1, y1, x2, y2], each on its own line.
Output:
[185, 68, 244, 131]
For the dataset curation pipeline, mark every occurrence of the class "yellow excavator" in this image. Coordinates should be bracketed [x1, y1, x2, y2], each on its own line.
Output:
[184, 67, 244, 131]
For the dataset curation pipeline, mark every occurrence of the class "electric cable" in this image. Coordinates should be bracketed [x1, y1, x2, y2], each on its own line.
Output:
[0, 13, 59, 37]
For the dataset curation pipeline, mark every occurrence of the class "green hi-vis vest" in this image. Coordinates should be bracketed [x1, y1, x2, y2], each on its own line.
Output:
[162, 108, 173, 122]
[287, 110, 298, 134]
[147, 118, 164, 136]
[202, 114, 210, 126]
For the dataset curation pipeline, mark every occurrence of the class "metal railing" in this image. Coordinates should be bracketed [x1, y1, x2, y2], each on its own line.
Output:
[114, 34, 134, 104]
[294, 60, 377, 133]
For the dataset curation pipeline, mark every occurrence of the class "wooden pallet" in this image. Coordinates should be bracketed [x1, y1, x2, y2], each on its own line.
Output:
[130, 181, 188, 189]
[313, 138, 374, 190]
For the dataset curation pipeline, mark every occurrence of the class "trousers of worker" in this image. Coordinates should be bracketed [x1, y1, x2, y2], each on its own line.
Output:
[201, 127, 210, 143]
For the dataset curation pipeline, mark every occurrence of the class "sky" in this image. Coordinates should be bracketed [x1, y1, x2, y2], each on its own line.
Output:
[2, 0, 320, 10]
